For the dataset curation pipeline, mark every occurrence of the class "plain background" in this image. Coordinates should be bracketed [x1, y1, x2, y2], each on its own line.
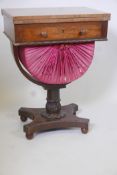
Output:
[0, 1, 117, 175]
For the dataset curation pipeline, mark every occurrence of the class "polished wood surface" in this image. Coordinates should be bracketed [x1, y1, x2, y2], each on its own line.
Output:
[1, 7, 110, 23]
[15, 21, 107, 43]
[2, 7, 110, 45]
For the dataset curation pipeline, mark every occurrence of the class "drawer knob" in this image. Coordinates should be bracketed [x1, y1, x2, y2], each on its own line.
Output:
[79, 29, 87, 36]
[40, 32, 48, 38]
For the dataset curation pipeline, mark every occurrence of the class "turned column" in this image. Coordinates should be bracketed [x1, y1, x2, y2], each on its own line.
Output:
[41, 88, 65, 120]
[46, 89, 61, 114]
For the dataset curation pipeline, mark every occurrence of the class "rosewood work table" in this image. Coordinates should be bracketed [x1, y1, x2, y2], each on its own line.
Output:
[2, 7, 110, 139]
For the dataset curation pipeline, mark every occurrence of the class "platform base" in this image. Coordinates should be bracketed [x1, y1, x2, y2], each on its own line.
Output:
[19, 103, 89, 139]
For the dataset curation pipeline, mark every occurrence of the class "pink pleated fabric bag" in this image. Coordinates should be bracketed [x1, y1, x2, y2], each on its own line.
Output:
[18, 42, 95, 84]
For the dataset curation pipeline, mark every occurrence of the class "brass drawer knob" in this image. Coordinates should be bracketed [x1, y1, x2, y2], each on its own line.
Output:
[40, 32, 48, 38]
[79, 29, 87, 36]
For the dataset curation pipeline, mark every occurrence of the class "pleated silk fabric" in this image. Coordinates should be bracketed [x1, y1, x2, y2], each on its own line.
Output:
[18, 42, 95, 84]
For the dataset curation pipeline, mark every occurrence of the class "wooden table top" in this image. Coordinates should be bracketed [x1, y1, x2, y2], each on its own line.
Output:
[2, 7, 111, 45]
[1, 7, 110, 24]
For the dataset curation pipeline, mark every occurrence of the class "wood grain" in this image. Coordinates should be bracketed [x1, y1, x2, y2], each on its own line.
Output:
[1, 7, 110, 24]
[15, 21, 104, 43]
[1, 7, 110, 45]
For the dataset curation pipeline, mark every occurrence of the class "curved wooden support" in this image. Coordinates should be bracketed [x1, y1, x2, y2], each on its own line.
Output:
[11, 44, 66, 90]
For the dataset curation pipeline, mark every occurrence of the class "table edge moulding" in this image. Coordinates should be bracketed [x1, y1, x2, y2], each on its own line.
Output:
[2, 7, 111, 139]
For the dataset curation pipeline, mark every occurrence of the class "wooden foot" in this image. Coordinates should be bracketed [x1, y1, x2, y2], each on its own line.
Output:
[19, 103, 89, 139]
[81, 126, 88, 134]
[26, 132, 34, 140]
[20, 115, 27, 122]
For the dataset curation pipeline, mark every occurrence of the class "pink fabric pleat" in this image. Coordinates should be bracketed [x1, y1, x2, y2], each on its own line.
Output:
[18, 42, 95, 84]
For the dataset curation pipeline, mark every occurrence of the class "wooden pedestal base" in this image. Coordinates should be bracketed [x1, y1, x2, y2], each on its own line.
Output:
[19, 103, 89, 139]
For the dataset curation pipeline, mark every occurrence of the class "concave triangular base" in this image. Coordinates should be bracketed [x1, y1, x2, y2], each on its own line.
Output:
[19, 104, 89, 139]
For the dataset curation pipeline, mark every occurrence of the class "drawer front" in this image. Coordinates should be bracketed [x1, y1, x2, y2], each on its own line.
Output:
[15, 21, 107, 43]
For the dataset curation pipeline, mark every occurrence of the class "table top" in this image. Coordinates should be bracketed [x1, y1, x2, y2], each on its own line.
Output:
[1, 7, 110, 24]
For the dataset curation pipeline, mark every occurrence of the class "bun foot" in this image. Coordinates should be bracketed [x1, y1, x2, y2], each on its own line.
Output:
[20, 115, 27, 122]
[81, 127, 88, 134]
[26, 133, 34, 140]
